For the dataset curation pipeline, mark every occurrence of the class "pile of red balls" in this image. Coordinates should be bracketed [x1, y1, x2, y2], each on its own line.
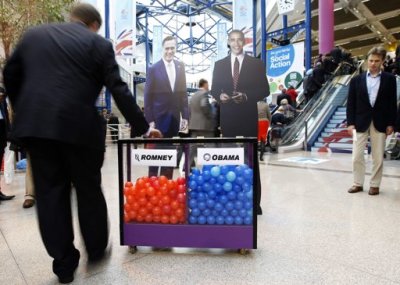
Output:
[124, 176, 187, 224]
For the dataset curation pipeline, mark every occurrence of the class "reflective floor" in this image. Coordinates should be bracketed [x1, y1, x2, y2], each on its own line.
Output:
[1, 145, 400, 284]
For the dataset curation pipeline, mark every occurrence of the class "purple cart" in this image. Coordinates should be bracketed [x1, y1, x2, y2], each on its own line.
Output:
[118, 138, 258, 254]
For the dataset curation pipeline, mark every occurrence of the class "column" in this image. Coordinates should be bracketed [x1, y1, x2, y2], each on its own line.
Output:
[319, 0, 334, 55]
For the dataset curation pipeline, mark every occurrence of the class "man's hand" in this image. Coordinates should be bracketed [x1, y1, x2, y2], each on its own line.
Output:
[220, 93, 230, 104]
[347, 125, 355, 136]
[232, 92, 248, 104]
[149, 121, 155, 129]
[180, 119, 188, 132]
[386, 126, 394, 136]
[147, 128, 163, 138]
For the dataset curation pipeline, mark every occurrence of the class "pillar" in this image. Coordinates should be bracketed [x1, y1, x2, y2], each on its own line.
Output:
[318, 0, 334, 55]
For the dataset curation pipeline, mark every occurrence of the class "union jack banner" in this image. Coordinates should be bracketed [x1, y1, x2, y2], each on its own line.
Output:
[114, 0, 136, 56]
[116, 28, 133, 56]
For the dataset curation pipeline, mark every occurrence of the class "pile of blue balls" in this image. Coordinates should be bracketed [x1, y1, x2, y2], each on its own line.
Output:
[188, 164, 254, 225]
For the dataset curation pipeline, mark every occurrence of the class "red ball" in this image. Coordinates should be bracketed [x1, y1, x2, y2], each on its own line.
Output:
[136, 178, 145, 189]
[144, 214, 153, 223]
[131, 202, 140, 210]
[170, 201, 179, 210]
[161, 215, 169, 224]
[175, 208, 184, 218]
[153, 215, 161, 223]
[138, 197, 147, 206]
[177, 184, 186, 194]
[161, 196, 171, 205]
[138, 208, 148, 217]
[176, 177, 186, 185]
[177, 193, 186, 203]
[124, 203, 132, 212]
[126, 195, 135, 205]
[169, 189, 178, 199]
[159, 175, 168, 186]
[124, 214, 130, 223]
[166, 180, 176, 190]
[152, 206, 161, 216]
[150, 195, 159, 206]
[136, 215, 144, 222]
[146, 186, 155, 196]
[125, 181, 133, 188]
[170, 215, 178, 224]
[128, 210, 137, 220]
[162, 205, 172, 215]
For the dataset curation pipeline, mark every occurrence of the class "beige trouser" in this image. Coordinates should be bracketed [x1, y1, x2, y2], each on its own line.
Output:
[25, 153, 35, 199]
[352, 122, 386, 188]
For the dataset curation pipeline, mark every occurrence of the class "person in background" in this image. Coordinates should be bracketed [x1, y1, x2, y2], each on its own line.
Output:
[280, 99, 297, 123]
[3, 4, 161, 283]
[276, 88, 292, 107]
[285, 86, 298, 108]
[347, 46, 397, 196]
[257, 98, 271, 161]
[0, 86, 15, 202]
[107, 113, 119, 143]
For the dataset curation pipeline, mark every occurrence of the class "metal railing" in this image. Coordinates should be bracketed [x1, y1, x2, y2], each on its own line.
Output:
[105, 124, 131, 144]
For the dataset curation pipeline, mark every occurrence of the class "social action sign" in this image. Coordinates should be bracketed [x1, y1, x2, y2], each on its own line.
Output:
[267, 42, 304, 93]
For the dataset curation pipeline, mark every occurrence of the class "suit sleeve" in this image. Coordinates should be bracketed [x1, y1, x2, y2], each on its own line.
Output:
[98, 40, 149, 137]
[346, 77, 357, 126]
[180, 64, 189, 120]
[388, 75, 397, 127]
[143, 66, 154, 123]
[3, 42, 24, 106]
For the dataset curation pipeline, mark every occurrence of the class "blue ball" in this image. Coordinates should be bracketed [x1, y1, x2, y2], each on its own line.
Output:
[227, 191, 236, 200]
[247, 210, 253, 218]
[225, 202, 234, 211]
[214, 202, 223, 212]
[235, 201, 243, 210]
[233, 184, 242, 192]
[196, 185, 203, 192]
[217, 175, 226, 185]
[188, 191, 198, 199]
[203, 170, 211, 181]
[226, 171, 236, 182]
[196, 175, 205, 186]
[242, 182, 251, 192]
[197, 192, 206, 201]
[234, 165, 245, 176]
[190, 174, 198, 182]
[237, 192, 246, 201]
[235, 176, 245, 185]
[244, 201, 252, 210]
[202, 165, 213, 171]
[206, 216, 216, 225]
[189, 199, 197, 209]
[243, 168, 253, 180]
[208, 190, 217, 199]
[246, 191, 253, 200]
[216, 216, 225, 225]
[210, 166, 221, 177]
[191, 168, 201, 176]
[206, 199, 215, 208]
[189, 216, 197, 224]
[220, 165, 229, 175]
[230, 209, 238, 217]
[219, 195, 228, 204]
[213, 183, 222, 193]
[211, 210, 219, 216]
[189, 180, 197, 190]
[191, 208, 201, 217]
[203, 209, 211, 216]
[198, 215, 207, 225]
[225, 216, 234, 225]
[203, 182, 212, 192]
[209, 177, 217, 185]
[239, 209, 247, 217]
[198, 201, 207, 210]
[234, 216, 243, 225]
[223, 182, 233, 191]
[221, 209, 229, 217]
[244, 216, 252, 225]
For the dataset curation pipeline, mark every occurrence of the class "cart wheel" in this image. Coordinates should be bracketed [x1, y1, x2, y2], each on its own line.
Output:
[129, 246, 137, 254]
[238, 248, 249, 255]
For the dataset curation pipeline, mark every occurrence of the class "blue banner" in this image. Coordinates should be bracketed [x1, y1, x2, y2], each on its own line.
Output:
[216, 23, 227, 61]
[233, 0, 253, 56]
[152, 25, 163, 63]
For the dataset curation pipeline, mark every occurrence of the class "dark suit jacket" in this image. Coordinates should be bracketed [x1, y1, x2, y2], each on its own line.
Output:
[346, 72, 397, 133]
[189, 89, 215, 132]
[0, 99, 10, 148]
[211, 54, 269, 137]
[3, 22, 148, 150]
[144, 59, 188, 137]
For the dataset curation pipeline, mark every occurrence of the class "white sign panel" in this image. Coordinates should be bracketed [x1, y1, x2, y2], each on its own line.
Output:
[132, 149, 177, 167]
[197, 148, 244, 165]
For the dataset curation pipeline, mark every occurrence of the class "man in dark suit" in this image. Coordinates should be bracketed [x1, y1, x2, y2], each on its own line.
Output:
[347, 46, 397, 196]
[211, 30, 270, 215]
[3, 4, 161, 283]
[0, 86, 15, 202]
[144, 36, 189, 178]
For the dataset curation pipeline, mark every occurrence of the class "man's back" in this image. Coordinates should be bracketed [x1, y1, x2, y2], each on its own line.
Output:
[4, 22, 148, 149]
[189, 90, 214, 131]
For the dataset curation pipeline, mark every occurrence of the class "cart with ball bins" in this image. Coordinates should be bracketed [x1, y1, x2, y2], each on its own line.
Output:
[118, 137, 257, 254]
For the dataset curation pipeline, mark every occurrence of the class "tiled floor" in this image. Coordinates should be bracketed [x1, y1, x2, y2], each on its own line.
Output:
[1, 145, 400, 284]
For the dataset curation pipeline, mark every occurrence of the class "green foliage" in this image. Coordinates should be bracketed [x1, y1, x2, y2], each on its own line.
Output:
[0, 0, 76, 61]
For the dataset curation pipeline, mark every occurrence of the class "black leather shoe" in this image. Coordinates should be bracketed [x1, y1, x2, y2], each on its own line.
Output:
[58, 275, 74, 284]
[0, 191, 15, 200]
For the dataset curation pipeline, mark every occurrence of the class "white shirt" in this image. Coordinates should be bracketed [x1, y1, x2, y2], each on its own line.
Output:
[366, 70, 381, 107]
[230, 53, 245, 78]
[163, 58, 176, 91]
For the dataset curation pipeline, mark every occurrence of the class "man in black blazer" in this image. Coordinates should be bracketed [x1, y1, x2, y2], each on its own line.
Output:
[144, 36, 189, 178]
[3, 4, 161, 283]
[211, 30, 270, 215]
[347, 46, 397, 196]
